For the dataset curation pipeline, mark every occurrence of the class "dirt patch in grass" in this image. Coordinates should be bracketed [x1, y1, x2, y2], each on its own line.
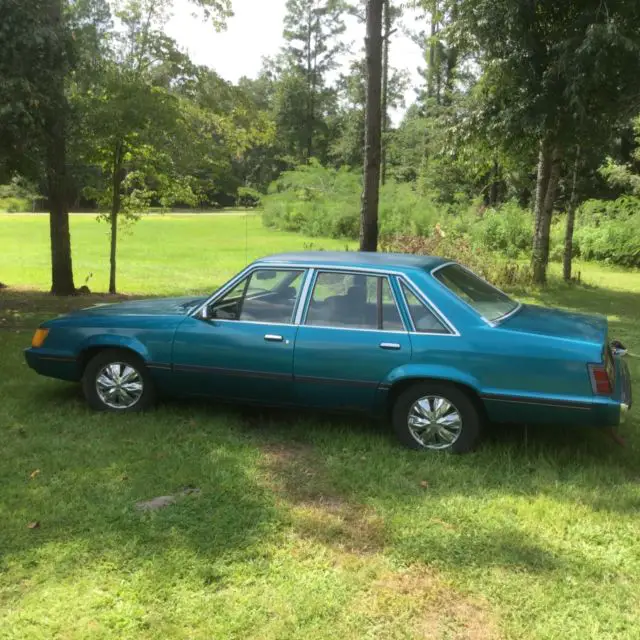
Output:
[368, 566, 502, 640]
[259, 441, 387, 554]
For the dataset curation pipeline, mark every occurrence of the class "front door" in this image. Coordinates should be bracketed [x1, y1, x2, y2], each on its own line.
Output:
[293, 271, 411, 411]
[172, 267, 306, 405]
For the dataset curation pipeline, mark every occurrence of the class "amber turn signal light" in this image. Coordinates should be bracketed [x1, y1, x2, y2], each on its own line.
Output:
[31, 328, 49, 348]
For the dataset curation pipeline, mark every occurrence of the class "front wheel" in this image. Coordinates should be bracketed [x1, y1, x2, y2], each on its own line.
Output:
[82, 349, 156, 412]
[392, 382, 482, 453]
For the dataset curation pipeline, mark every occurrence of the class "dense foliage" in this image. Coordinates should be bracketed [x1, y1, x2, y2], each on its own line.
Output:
[2, 0, 640, 291]
[263, 163, 640, 271]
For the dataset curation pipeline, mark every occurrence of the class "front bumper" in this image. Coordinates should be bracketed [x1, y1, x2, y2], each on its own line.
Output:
[24, 348, 80, 382]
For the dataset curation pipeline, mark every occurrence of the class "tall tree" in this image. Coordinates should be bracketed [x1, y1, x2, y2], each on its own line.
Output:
[73, 0, 232, 293]
[280, 0, 347, 162]
[45, 0, 75, 295]
[454, 0, 640, 284]
[360, 0, 383, 252]
[380, 0, 402, 184]
[0, 0, 76, 294]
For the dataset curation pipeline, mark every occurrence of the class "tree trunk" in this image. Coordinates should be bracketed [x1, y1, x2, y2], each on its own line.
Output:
[46, 0, 75, 296]
[47, 127, 75, 296]
[360, 0, 384, 252]
[443, 3, 458, 105]
[531, 139, 552, 284]
[563, 146, 581, 282]
[109, 142, 124, 295]
[381, 0, 390, 186]
[305, 11, 314, 161]
[489, 157, 500, 206]
[427, 2, 438, 102]
[531, 139, 561, 284]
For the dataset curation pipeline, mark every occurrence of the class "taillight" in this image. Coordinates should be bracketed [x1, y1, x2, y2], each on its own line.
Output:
[589, 364, 613, 395]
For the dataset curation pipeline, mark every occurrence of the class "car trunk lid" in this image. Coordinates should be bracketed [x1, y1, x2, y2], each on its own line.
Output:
[499, 304, 608, 346]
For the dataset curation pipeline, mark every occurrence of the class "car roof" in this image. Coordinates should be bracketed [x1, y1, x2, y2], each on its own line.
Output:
[255, 251, 449, 273]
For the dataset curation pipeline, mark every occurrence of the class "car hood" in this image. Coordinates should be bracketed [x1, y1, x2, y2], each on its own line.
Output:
[500, 304, 607, 345]
[76, 296, 206, 317]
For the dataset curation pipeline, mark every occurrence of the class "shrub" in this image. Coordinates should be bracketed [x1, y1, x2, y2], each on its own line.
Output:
[261, 164, 640, 269]
[262, 162, 361, 238]
[472, 201, 533, 258]
[381, 227, 531, 288]
[0, 197, 30, 212]
[237, 187, 262, 208]
[0, 176, 38, 212]
[573, 197, 640, 267]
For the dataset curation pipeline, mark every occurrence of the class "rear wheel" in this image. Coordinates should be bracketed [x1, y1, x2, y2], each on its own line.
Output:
[392, 382, 482, 453]
[82, 349, 156, 412]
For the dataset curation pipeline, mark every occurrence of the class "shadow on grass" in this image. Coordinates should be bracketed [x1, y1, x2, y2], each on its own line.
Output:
[4, 278, 640, 582]
[6, 371, 637, 585]
[1, 386, 280, 583]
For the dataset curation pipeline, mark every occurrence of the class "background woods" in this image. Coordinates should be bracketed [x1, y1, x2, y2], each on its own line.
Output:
[2, 0, 640, 291]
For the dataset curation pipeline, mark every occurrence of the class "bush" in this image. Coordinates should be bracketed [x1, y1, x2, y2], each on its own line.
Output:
[573, 197, 640, 267]
[263, 165, 470, 241]
[262, 164, 640, 269]
[262, 162, 361, 238]
[237, 186, 262, 208]
[0, 176, 38, 212]
[0, 197, 30, 212]
[381, 228, 531, 288]
[472, 201, 533, 258]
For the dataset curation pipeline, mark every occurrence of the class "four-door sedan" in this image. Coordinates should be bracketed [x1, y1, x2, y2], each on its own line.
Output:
[25, 252, 632, 453]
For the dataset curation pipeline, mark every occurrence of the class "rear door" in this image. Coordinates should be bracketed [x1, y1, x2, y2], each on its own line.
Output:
[293, 270, 411, 411]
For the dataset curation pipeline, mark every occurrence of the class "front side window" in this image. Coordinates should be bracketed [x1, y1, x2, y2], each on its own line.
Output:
[401, 283, 449, 334]
[433, 264, 518, 323]
[305, 272, 404, 330]
[208, 269, 304, 324]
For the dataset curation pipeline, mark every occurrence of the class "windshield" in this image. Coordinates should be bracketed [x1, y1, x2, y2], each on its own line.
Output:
[433, 264, 519, 323]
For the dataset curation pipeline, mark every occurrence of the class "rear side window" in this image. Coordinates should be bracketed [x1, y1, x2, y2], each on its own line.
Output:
[305, 272, 404, 331]
[433, 263, 518, 323]
[401, 283, 449, 334]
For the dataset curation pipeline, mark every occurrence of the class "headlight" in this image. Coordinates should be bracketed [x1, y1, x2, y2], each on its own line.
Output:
[31, 328, 49, 348]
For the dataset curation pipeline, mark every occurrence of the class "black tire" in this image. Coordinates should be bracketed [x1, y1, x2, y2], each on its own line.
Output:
[82, 349, 156, 412]
[392, 382, 482, 454]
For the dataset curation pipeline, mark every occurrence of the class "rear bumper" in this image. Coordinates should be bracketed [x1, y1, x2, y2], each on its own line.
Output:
[615, 356, 632, 424]
[24, 348, 80, 382]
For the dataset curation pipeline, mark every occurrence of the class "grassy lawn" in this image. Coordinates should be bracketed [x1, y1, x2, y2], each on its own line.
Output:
[0, 212, 352, 295]
[2, 213, 640, 639]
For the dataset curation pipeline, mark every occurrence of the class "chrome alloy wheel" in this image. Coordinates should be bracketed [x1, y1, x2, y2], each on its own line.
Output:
[407, 395, 463, 450]
[95, 362, 144, 409]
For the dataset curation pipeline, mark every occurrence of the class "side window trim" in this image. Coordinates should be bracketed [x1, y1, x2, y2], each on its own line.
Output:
[207, 266, 307, 326]
[293, 268, 315, 325]
[300, 269, 409, 333]
[398, 277, 460, 336]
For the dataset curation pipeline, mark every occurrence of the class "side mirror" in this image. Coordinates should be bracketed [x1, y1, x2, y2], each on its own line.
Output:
[198, 306, 210, 320]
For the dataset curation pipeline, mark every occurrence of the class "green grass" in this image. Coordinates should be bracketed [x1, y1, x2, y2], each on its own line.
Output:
[0, 212, 351, 294]
[2, 213, 640, 638]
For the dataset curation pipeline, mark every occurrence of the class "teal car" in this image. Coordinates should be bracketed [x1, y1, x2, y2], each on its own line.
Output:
[25, 252, 632, 453]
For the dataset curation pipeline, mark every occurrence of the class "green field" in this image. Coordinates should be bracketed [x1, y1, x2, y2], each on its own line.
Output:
[0, 212, 352, 295]
[1, 213, 640, 639]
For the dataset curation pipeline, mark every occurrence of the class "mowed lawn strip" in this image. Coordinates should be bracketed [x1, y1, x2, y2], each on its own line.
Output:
[0, 212, 353, 295]
[1, 214, 640, 638]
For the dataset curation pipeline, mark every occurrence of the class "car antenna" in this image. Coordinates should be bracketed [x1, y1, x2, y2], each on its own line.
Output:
[245, 209, 249, 264]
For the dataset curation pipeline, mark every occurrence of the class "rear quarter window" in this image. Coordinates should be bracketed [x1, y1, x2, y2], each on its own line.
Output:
[433, 263, 518, 323]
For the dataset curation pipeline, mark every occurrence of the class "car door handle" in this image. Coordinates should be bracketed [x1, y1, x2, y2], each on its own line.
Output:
[264, 334, 284, 342]
[379, 342, 401, 350]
